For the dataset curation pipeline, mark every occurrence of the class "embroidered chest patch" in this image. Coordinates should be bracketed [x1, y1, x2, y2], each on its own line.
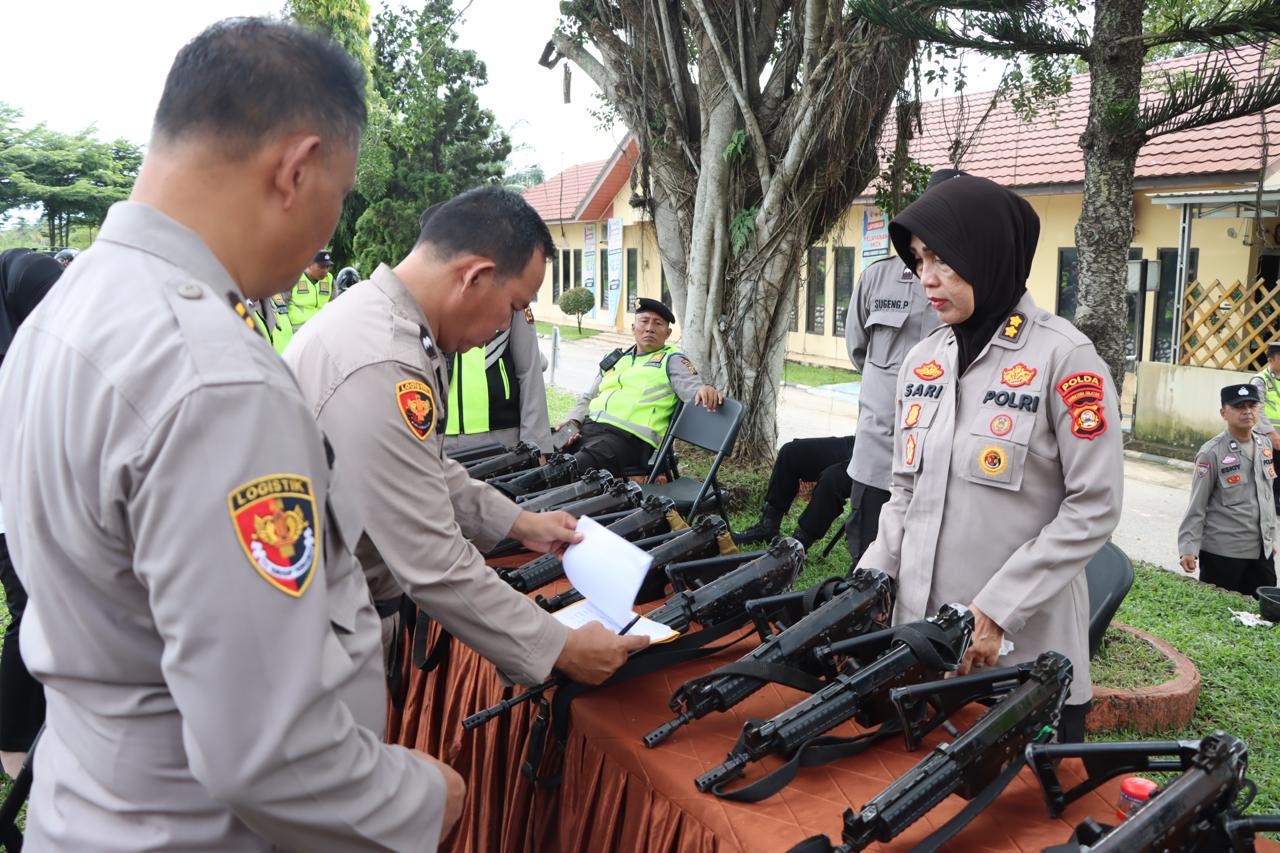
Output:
[913, 360, 944, 381]
[990, 414, 1014, 437]
[397, 379, 437, 441]
[1001, 363, 1037, 388]
[978, 445, 1008, 476]
[904, 403, 923, 428]
[228, 475, 319, 597]
[1227, 474, 1243, 485]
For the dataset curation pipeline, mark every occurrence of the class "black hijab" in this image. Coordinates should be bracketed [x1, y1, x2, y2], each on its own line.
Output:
[888, 174, 1040, 374]
[0, 249, 64, 368]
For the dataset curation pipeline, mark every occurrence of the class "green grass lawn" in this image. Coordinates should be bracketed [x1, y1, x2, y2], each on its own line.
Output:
[783, 359, 860, 388]
[546, 386, 578, 426]
[535, 320, 601, 341]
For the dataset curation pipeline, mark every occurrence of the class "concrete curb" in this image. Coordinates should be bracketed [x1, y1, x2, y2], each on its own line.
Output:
[1086, 623, 1201, 735]
[1124, 449, 1196, 472]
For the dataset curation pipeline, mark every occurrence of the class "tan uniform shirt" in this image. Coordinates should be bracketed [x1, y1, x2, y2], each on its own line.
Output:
[284, 264, 568, 685]
[1178, 430, 1277, 559]
[846, 259, 941, 490]
[858, 292, 1123, 704]
[441, 308, 553, 454]
[0, 202, 444, 851]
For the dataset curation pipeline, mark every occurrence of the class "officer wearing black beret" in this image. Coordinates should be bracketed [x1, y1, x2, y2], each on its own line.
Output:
[558, 298, 723, 475]
[1178, 383, 1278, 597]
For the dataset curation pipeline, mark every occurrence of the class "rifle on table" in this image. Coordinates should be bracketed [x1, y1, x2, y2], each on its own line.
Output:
[694, 604, 974, 801]
[463, 441, 541, 480]
[461, 537, 806, 733]
[1029, 732, 1280, 852]
[792, 651, 1072, 853]
[552, 480, 643, 518]
[644, 568, 895, 748]
[501, 497, 674, 593]
[534, 516, 733, 613]
[514, 469, 614, 511]
[488, 453, 579, 499]
[447, 442, 505, 465]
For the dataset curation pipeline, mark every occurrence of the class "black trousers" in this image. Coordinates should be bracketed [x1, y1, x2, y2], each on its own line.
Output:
[1058, 700, 1093, 744]
[572, 421, 654, 478]
[0, 534, 45, 753]
[845, 480, 892, 562]
[1198, 548, 1276, 598]
[762, 436, 855, 540]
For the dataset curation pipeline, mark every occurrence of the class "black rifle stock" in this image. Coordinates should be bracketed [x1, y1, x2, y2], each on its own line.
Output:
[693, 604, 974, 796]
[834, 651, 1072, 851]
[489, 453, 579, 498]
[446, 442, 505, 465]
[1029, 732, 1274, 852]
[514, 468, 614, 511]
[644, 569, 895, 748]
[501, 497, 675, 593]
[461, 537, 805, 732]
[463, 441, 541, 480]
[553, 480, 643, 518]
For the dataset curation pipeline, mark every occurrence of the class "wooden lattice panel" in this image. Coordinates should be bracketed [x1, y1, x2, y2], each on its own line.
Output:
[1179, 277, 1280, 372]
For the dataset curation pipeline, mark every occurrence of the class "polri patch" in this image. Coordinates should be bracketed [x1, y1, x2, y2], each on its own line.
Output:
[979, 445, 1008, 476]
[397, 379, 436, 441]
[1056, 372, 1107, 440]
[1001, 363, 1037, 388]
[913, 359, 944, 381]
[228, 475, 319, 597]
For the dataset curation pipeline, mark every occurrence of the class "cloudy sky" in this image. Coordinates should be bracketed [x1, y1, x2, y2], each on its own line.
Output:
[1, 0, 624, 179]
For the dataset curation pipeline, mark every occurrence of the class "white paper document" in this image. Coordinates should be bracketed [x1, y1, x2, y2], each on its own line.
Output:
[552, 599, 680, 643]
[562, 515, 654, 626]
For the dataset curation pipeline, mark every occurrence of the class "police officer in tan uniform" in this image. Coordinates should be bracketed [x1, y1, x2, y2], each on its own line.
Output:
[0, 20, 460, 850]
[858, 174, 1123, 743]
[284, 187, 647, 688]
[1178, 383, 1278, 597]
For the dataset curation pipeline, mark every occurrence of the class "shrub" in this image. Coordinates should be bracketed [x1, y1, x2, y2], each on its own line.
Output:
[558, 287, 596, 333]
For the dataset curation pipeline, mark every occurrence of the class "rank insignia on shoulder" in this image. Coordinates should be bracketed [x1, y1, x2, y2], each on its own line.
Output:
[1056, 372, 1107, 440]
[524, 306, 535, 324]
[904, 402, 922, 428]
[990, 414, 1013, 436]
[979, 445, 1008, 476]
[1001, 312, 1027, 342]
[913, 359, 944, 381]
[228, 475, 319, 597]
[397, 379, 436, 441]
[1001, 362, 1036, 388]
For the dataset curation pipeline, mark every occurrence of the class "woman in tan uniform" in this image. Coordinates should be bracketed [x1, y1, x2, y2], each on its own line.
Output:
[857, 174, 1123, 742]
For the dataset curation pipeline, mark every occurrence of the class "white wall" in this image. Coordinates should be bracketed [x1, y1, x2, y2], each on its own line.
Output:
[1134, 362, 1257, 448]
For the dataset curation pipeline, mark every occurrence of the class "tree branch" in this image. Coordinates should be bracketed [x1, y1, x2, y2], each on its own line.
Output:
[688, 0, 774, 195]
[1141, 61, 1280, 142]
[849, 0, 1090, 57]
[1130, 2, 1280, 53]
[550, 30, 614, 94]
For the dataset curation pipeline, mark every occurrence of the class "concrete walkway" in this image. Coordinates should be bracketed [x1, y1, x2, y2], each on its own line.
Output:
[538, 331, 1192, 573]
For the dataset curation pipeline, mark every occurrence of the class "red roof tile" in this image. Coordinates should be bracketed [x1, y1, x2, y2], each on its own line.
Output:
[523, 159, 608, 222]
[906, 45, 1278, 188]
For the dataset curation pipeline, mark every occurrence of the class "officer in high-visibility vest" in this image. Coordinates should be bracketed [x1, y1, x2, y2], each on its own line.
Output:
[247, 292, 294, 355]
[442, 306, 552, 454]
[1249, 340, 1280, 511]
[559, 298, 723, 476]
[286, 249, 335, 327]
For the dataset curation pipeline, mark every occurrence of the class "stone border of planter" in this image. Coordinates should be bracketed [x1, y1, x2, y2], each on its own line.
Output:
[1086, 623, 1200, 734]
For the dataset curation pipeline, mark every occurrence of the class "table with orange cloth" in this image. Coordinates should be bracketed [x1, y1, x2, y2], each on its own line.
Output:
[387, 579, 1278, 853]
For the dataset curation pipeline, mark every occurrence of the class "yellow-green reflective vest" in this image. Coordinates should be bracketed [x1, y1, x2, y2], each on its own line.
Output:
[270, 295, 293, 355]
[587, 345, 678, 447]
[287, 272, 333, 327]
[444, 335, 520, 436]
[1256, 368, 1280, 423]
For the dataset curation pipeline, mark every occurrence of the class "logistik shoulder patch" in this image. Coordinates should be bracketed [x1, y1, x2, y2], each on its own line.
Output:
[397, 379, 436, 441]
[228, 475, 319, 597]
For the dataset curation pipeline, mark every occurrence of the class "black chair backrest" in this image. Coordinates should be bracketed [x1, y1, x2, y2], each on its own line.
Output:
[1085, 541, 1135, 659]
[667, 397, 744, 455]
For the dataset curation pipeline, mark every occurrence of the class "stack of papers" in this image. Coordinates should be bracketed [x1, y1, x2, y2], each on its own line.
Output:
[552, 516, 680, 643]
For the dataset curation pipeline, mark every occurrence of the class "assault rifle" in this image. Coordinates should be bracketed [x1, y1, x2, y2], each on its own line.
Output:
[488, 453, 579, 499]
[515, 468, 614, 511]
[693, 604, 974, 801]
[552, 480, 643, 518]
[644, 568, 895, 748]
[446, 442, 505, 465]
[461, 537, 805, 732]
[799, 651, 1071, 852]
[1029, 732, 1280, 852]
[502, 497, 675, 593]
[463, 441, 541, 480]
[535, 516, 732, 613]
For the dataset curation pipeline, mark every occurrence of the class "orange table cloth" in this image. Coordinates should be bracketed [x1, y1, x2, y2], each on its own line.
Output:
[389, 594, 1277, 852]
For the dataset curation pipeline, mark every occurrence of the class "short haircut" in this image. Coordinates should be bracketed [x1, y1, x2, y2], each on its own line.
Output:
[416, 187, 557, 279]
[153, 17, 367, 158]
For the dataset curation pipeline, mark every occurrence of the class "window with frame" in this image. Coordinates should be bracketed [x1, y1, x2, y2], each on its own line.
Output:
[833, 247, 855, 336]
[806, 247, 827, 334]
[626, 248, 638, 312]
[550, 252, 560, 302]
[599, 250, 610, 309]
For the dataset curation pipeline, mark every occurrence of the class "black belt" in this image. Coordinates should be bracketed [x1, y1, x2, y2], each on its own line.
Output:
[375, 597, 402, 619]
